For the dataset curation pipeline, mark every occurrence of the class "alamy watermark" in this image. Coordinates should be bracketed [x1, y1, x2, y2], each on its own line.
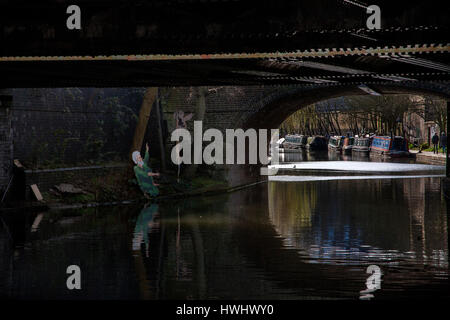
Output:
[170, 121, 279, 175]
[360, 264, 382, 300]
[366, 5, 381, 30]
[66, 265, 81, 290]
[66, 4, 381, 31]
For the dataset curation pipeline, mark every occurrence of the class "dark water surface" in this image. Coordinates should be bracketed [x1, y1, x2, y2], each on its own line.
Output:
[0, 153, 449, 300]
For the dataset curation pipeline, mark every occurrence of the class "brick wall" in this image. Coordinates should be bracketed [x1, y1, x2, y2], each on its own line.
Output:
[0, 94, 13, 195]
[10, 88, 148, 167]
[2, 87, 166, 196]
[161, 86, 279, 132]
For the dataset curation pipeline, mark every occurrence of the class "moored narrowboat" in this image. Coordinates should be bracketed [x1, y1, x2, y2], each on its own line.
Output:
[342, 137, 355, 155]
[299, 135, 309, 148]
[306, 136, 328, 151]
[328, 136, 344, 152]
[370, 136, 410, 157]
[352, 136, 371, 154]
[283, 134, 303, 150]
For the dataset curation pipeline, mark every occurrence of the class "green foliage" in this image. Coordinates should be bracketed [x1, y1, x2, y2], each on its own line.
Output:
[85, 134, 105, 159]
[420, 142, 429, 150]
[30, 138, 49, 168]
[51, 128, 78, 164]
[65, 193, 96, 204]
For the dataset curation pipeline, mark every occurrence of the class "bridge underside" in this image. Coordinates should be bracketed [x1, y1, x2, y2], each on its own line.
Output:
[1, 0, 449, 87]
[1, 50, 449, 88]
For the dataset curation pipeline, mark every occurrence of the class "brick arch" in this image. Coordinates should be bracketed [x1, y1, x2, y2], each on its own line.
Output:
[219, 81, 450, 187]
[238, 82, 450, 130]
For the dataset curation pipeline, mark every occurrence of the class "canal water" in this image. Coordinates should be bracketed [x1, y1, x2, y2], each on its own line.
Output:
[0, 151, 449, 300]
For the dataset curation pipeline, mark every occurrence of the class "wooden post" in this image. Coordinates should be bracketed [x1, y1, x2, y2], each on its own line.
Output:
[155, 90, 167, 172]
[184, 87, 207, 178]
[130, 88, 158, 162]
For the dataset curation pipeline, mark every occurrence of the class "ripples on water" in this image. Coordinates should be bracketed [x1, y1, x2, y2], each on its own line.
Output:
[0, 154, 449, 300]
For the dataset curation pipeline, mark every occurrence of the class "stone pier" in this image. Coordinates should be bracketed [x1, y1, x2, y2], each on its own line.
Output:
[0, 94, 13, 198]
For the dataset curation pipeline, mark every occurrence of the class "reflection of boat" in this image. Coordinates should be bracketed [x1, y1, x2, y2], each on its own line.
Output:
[328, 136, 344, 152]
[280, 151, 308, 162]
[327, 150, 342, 161]
[306, 136, 327, 151]
[352, 136, 371, 154]
[283, 134, 307, 150]
[370, 136, 411, 158]
[342, 137, 354, 155]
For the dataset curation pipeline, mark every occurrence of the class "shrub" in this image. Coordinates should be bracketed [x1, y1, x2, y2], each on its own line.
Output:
[420, 142, 429, 150]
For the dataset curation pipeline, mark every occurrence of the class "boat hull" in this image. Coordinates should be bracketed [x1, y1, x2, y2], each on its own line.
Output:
[370, 136, 410, 158]
[352, 146, 370, 154]
[343, 146, 353, 155]
[328, 145, 342, 152]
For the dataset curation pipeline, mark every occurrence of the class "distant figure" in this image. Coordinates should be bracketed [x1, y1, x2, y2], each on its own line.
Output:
[132, 143, 160, 198]
[440, 132, 447, 154]
[432, 132, 439, 154]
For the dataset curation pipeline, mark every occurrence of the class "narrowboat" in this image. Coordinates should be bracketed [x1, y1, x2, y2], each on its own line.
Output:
[342, 137, 355, 155]
[370, 136, 410, 157]
[282, 134, 304, 150]
[352, 136, 371, 154]
[328, 136, 344, 152]
[306, 136, 328, 151]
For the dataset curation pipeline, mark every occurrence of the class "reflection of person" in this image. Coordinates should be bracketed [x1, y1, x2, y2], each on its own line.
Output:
[440, 132, 447, 154]
[132, 143, 160, 197]
[132, 203, 159, 254]
[432, 132, 439, 154]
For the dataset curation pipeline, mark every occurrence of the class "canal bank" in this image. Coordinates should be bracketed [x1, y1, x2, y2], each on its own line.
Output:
[411, 150, 446, 166]
[0, 163, 265, 213]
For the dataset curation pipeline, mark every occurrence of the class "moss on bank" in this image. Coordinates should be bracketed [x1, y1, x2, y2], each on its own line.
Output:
[39, 162, 229, 206]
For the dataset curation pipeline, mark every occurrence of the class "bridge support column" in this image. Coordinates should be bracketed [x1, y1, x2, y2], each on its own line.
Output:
[0, 94, 13, 201]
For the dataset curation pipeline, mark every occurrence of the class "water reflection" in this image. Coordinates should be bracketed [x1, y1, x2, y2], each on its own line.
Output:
[267, 177, 449, 299]
[133, 203, 160, 254]
[0, 177, 448, 300]
[268, 178, 448, 267]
